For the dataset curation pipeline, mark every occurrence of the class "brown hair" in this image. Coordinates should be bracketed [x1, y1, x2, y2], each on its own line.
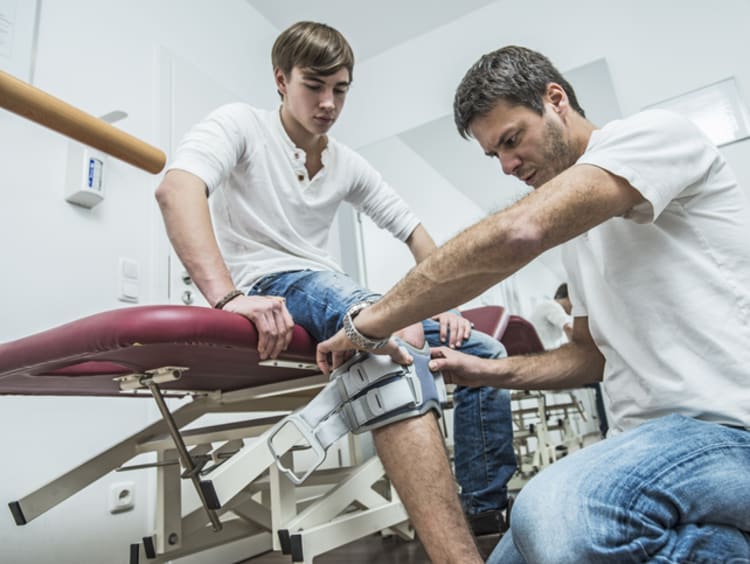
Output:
[454, 46, 585, 139]
[272, 21, 354, 80]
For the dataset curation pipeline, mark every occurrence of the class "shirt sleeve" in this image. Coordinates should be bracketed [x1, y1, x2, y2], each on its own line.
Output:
[343, 149, 420, 242]
[562, 240, 587, 318]
[546, 302, 572, 330]
[577, 110, 719, 223]
[168, 103, 255, 195]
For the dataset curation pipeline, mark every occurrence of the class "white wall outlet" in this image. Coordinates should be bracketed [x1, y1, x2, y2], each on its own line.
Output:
[108, 481, 135, 514]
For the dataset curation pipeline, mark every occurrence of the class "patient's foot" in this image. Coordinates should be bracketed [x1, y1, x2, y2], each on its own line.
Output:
[466, 495, 513, 537]
[467, 509, 508, 536]
[468, 502, 512, 560]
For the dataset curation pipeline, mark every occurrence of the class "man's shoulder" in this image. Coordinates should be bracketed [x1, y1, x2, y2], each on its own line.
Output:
[207, 102, 267, 123]
[602, 109, 700, 139]
[198, 104, 280, 151]
[327, 137, 373, 172]
[328, 136, 359, 159]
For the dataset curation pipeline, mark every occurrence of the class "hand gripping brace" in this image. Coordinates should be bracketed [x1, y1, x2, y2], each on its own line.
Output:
[267, 340, 448, 485]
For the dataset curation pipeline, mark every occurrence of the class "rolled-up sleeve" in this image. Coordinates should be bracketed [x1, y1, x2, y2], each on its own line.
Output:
[168, 103, 253, 195]
[344, 150, 420, 241]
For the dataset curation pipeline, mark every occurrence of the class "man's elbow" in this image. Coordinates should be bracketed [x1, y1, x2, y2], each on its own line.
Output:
[155, 177, 177, 209]
[155, 171, 202, 210]
[502, 220, 547, 263]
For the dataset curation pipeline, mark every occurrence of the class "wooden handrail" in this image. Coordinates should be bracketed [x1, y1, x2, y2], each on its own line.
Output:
[0, 70, 166, 174]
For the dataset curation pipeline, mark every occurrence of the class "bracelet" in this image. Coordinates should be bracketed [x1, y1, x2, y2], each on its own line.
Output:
[214, 289, 244, 310]
[343, 302, 391, 350]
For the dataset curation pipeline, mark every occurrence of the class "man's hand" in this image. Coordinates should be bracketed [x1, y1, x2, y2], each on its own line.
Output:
[223, 295, 294, 360]
[431, 310, 472, 349]
[429, 346, 491, 387]
[316, 329, 413, 374]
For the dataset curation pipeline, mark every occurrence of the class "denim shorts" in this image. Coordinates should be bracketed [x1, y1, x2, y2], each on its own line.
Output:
[248, 270, 380, 342]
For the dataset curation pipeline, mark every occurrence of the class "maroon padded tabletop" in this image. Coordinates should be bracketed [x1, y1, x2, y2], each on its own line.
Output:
[0, 305, 317, 397]
[502, 315, 545, 356]
[462, 306, 509, 341]
[462, 306, 544, 356]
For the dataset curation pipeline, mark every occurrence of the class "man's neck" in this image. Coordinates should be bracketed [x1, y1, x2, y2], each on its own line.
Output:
[279, 106, 326, 157]
[571, 114, 598, 159]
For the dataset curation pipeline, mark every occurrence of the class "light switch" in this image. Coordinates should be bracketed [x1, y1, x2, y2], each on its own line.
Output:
[118, 258, 139, 303]
[121, 258, 139, 279]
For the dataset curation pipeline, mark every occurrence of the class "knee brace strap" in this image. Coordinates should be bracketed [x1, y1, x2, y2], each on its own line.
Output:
[267, 340, 447, 485]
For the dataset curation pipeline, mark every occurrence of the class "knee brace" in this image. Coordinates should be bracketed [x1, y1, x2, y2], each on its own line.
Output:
[267, 339, 447, 485]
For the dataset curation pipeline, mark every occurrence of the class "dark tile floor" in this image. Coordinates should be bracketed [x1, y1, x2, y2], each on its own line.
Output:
[239, 532, 502, 563]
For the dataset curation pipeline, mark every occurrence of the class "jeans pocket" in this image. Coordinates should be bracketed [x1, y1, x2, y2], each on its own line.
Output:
[249, 271, 306, 296]
[247, 275, 275, 296]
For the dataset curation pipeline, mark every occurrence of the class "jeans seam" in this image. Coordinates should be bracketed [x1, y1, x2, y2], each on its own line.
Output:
[478, 390, 492, 489]
[625, 439, 750, 561]
[287, 282, 341, 337]
[630, 440, 750, 505]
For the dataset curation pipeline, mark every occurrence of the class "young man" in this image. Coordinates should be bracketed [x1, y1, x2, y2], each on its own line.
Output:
[317, 45, 750, 562]
[156, 21, 515, 562]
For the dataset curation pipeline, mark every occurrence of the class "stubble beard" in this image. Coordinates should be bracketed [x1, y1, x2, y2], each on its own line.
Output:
[534, 119, 579, 188]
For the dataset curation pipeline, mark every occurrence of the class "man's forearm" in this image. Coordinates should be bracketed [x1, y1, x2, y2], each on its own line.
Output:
[352, 165, 643, 340]
[359, 207, 537, 338]
[486, 340, 604, 390]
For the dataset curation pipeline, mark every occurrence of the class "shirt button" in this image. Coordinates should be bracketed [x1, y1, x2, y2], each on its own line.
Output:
[294, 152, 300, 159]
[297, 174, 304, 181]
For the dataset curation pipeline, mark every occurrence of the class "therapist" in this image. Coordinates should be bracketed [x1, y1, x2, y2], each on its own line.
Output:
[317, 45, 750, 563]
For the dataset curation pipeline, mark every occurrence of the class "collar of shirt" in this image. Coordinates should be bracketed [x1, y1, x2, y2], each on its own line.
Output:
[272, 107, 331, 182]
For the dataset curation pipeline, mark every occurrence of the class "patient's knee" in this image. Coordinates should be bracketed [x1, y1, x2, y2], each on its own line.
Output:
[372, 410, 438, 439]
[394, 322, 425, 348]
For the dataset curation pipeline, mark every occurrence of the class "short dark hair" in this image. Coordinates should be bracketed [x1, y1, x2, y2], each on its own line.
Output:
[453, 45, 586, 139]
[272, 21, 354, 80]
[554, 283, 569, 300]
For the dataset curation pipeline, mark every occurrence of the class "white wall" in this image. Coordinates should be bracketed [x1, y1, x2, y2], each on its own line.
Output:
[0, 1, 279, 562]
[358, 136, 486, 293]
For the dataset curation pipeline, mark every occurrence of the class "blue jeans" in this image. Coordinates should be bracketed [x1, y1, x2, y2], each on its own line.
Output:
[249, 270, 517, 513]
[489, 414, 750, 564]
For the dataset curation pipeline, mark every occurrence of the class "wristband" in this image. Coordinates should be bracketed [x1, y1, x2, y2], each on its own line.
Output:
[343, 302, 391, 350]
[214, 289, 244, 310]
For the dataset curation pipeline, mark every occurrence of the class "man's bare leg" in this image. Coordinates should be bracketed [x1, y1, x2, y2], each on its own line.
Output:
[371, 323, 482, 563]
[373, 415, 481, 563]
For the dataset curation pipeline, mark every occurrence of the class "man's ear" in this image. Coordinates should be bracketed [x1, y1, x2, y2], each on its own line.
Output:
[546, 82, 569, 115]
[274, 67, 288, 98]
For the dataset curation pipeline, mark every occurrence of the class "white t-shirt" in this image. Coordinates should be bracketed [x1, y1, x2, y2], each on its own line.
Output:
[530, 300, 572, 350]
[169, 103, 420, 291]
[564, 109, 750, 433]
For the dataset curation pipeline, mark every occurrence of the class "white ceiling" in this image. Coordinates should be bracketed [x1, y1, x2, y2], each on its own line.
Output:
[246, 0, 498, 61]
